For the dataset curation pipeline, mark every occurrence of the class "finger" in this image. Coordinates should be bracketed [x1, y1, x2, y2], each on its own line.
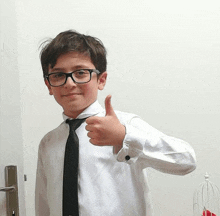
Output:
[88, 138, 97, 145]
[87, 131, 95, 139]
[85, 124, 94, 132]
[105, 95, 115, 116]
[89, 138, 103, 146]
[86, 116, 102, 124]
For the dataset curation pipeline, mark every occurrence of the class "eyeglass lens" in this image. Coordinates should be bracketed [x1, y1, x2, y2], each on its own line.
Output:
[48, 70, 91, 86]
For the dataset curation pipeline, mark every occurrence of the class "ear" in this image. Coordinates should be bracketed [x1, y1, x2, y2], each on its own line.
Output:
[45, 79, 53, 95]
[98, 72, 107, 90]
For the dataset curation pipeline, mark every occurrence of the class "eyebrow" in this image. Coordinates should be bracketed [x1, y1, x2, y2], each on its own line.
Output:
[48, 64, 65, 72]
[50, 65, 92, 72]
[50, 67, 65, 72]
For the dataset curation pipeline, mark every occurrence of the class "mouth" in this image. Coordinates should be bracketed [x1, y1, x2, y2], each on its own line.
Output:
[63, 93, 82, 97]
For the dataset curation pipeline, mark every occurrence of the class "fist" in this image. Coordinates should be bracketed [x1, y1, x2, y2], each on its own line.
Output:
[85, 95, 125, 152]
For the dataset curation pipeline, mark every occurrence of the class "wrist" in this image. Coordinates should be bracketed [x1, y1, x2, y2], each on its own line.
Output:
[113, 124, 125, 154]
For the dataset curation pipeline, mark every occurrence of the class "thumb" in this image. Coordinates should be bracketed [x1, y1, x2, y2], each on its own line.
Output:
[105, 95, 115, 116]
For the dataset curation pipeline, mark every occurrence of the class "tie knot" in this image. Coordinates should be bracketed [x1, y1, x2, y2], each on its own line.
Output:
[66, 118, 86, 131]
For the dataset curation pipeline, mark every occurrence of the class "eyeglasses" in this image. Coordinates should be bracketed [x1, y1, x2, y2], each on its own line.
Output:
[45, 69, 100, 87]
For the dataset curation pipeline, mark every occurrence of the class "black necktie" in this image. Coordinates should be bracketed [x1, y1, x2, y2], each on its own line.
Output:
[63, 118, 86, 216]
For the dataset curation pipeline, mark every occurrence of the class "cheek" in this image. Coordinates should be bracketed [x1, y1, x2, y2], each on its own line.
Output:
[50, 88, 62, 102]
[52, 91, 61, 104]
[83, 83, 98, 97]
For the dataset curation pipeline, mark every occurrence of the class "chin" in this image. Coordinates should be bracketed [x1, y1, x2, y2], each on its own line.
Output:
[63, 103, 85, 114]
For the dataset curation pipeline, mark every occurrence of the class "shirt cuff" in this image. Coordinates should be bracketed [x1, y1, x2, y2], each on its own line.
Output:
[114, 124, 144, 164]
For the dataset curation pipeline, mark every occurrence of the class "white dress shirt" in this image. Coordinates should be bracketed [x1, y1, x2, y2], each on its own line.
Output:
[35, 100, 196, 216]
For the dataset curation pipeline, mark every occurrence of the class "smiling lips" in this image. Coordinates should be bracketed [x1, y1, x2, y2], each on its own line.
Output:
[63, 93, 82, 97]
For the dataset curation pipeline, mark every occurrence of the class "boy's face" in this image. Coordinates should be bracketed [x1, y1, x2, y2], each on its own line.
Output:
[45, 52, 107, 118]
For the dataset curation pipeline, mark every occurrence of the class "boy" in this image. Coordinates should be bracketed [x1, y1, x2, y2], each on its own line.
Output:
[35, 30, 196, 216]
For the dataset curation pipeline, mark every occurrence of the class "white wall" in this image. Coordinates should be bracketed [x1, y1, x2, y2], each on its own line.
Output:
[0, 1, 26, 215]
[15, 0, 220, 215]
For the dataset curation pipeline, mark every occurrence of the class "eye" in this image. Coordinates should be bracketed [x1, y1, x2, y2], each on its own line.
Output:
[51, 73, 65, 79]
[78, 71, 85, 75]
[74, 70, 89, 77]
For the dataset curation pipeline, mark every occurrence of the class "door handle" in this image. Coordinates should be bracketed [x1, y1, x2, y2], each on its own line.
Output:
[0, 166, 19, 216]
[0, 186, 15, 192]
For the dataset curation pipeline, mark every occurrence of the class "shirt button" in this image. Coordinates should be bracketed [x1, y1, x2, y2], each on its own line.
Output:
[125, 155, 130, 161]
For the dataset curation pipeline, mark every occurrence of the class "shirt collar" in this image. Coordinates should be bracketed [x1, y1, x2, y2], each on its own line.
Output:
[62, 100, 103, 121]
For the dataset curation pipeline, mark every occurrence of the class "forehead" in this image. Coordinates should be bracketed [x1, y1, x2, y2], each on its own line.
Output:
[49, 51, 94, 72]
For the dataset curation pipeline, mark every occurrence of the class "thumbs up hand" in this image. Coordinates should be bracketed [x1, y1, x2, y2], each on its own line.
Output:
[85, 95, 125, 152]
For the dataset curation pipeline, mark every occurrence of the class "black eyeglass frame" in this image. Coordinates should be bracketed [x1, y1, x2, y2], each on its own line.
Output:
[44, 69, 101, 87]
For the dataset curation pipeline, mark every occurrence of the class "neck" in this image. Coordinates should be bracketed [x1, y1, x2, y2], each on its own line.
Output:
[63, 100, 97, 119]
[64, 109, 84, 119]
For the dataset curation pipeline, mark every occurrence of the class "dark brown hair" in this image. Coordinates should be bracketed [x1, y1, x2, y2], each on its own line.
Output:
[40, 30, 107, 77]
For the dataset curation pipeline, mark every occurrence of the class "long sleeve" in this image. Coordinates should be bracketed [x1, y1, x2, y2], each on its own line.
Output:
[35, 142, 50, 216]
[34, 102, 196, 216]
[117, 115, 196, 175]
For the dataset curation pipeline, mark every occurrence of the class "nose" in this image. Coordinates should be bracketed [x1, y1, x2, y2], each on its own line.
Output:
[64, 76, 77, 87]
